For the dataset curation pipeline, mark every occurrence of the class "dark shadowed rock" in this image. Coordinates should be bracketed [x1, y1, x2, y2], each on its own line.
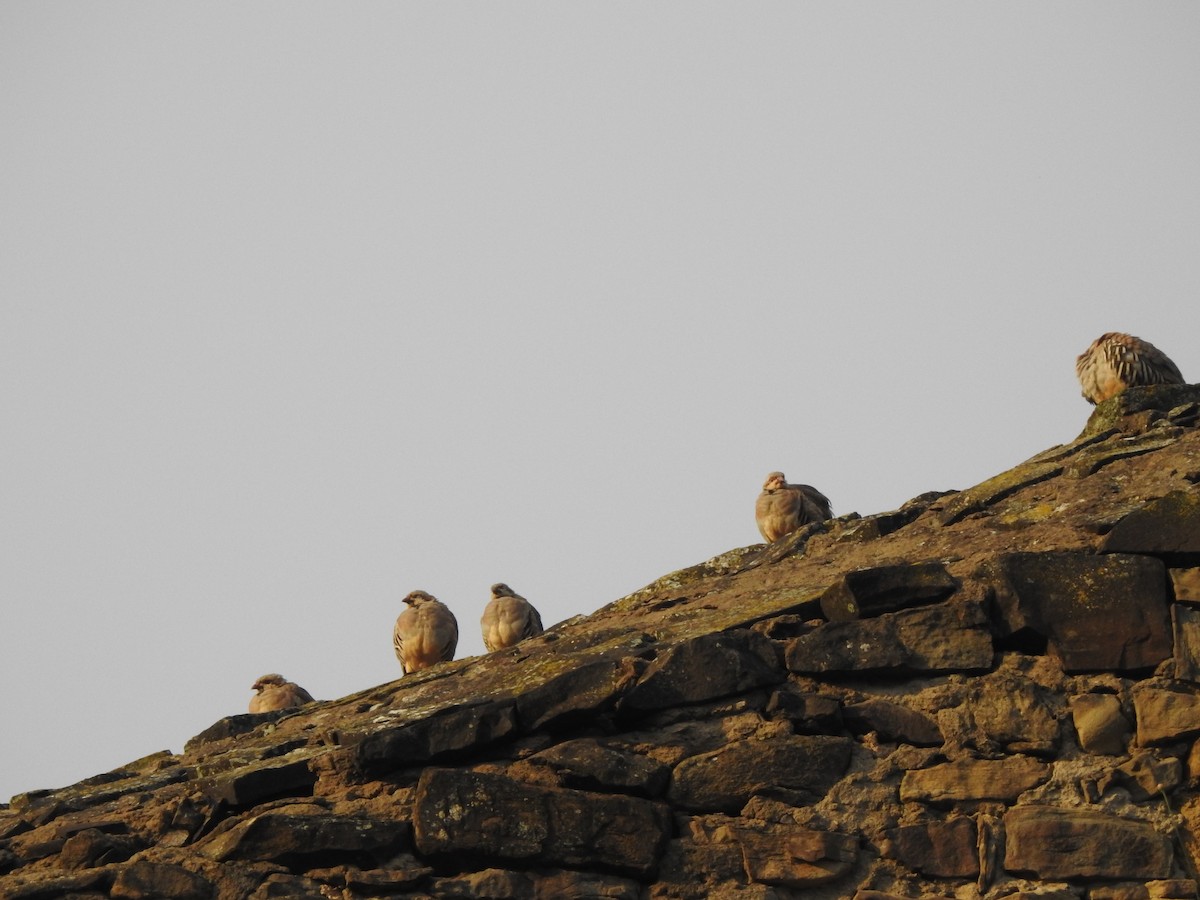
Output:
[59, 828, 143, 869]
[819, 562, 959, 621]
[987, 552, 1171, 672]
[412, 768, 671, 878]
[184, 711, 292, 753]
[201, 756, 317, 807]
[787, 599, 994, 674]
[764, 689, 843, 734]
[1102, 490, 1200, 562]
[528, 738, 671, 797]
[196, 806, 407, 863]
[622, 630, 785, 712]
[1004, 806, 1172, 879]
[668, 734, 852, 813]
[842, 699, 943, 746]
[515, 657, 648, 731]
[882, 817, 978, 878]
[352, 701, 517, 770]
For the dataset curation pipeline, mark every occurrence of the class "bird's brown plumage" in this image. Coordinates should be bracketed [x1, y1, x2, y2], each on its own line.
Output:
[755, 471, 833, 542]
[248, 673, 315, 713]
[481, 583, 544, 652]
[1075, 332, 1184, 405]
[393, 590, 459, 674]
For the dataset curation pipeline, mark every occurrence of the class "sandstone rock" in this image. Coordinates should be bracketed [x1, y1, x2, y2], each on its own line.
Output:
[59, 828, 143, 869]
[987, 552, 1171, 672]
[1070, 693, 1130, 755]
[668, 735, 852, 813]
[352, 701, 517, 770]
[109, 861, 213, 900]
[412, 768, 671, 878]
[1134, 685, 1200, 746]
[1102, 490, 1200, 561]
[1173, 603, 1200, 683]
[184, 711, 292, 752]
[196, 807, 407, 862]
[528, 738, 670, 797]
[515, 656, 648, 731]
[786, 599, 994, 674]
[201, 756, 317, 807]
[882, 816, 978, 878]
[764, 690, 843, 734]
[941, 670, 1061, 755]
[819, 562, 958, 621]
[900, 756, 1049, 804]
[842, 699, 943, 747]
[713, 823, 857, 888]
[1172, 567, 1200, 603]
[622, 631, 785, 712]
[1004, 806, 1172, 879]
[1099, 750, 1182, 801]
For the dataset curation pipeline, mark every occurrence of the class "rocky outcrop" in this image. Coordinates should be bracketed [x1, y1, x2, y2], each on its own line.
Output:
[4, 384, 1200, 899]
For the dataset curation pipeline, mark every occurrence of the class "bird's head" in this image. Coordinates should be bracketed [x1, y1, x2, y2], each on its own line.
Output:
[763, 472, 786, 491]
[491, 583, 514, 598]
[252, 673, 285, 692]
[403, 590, 436, 607]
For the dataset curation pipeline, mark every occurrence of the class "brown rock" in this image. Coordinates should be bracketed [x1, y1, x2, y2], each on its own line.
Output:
[786, 599, 994, 674]
[721, 824, 857, 888]
[1102, 490, 1200, 561]
[622, 630, 784, 712]
[352, 701, 517, 769]
[1099, 750, 1182, 801]
[59, 828, 143, 870]
[529, 738, 671, 797]
[109, 861, 213, 900]
[412, 768, 671, 877]
[819, 562, 958, 620]
[764, 690, 843, 734]
[1070, 693, 1130, 755]
[900, 756, 1049, 804]
[1173, 603, 1200, 683]
[668, 735, 852, 813]
[197, 807, 407, 862]
[882, 816, 978, 878]
[201, 757, 317, 808]
[1172, 567, 1200, 603]
[842, 699, 943, 747]
[516, 656, 648, 731]
[988, 552, 1171, 672]
[1004, 806, 1172, 879]
[1134, 686, 1200, 746]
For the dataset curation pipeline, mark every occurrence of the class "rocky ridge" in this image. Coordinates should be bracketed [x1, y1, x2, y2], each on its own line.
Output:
[3, 385, 1200, 899]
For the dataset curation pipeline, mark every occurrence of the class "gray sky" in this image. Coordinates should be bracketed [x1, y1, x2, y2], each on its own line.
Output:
[2, 3, 1198, 803]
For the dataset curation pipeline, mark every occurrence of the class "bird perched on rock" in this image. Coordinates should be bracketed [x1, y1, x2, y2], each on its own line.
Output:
[755, 471, 833, 542]
[1075, 332, 1184, 405]
[481, 583, 544, 652]
[393, 590, 459, 674]
[248, 673, 315, 713]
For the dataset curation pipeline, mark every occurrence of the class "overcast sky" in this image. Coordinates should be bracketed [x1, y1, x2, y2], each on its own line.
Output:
[2, 3, 1198, 803]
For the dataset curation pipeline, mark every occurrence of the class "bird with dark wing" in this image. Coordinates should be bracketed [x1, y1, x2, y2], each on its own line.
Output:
[755, 471, 832, 543]
[1075, 332, 1184, 405]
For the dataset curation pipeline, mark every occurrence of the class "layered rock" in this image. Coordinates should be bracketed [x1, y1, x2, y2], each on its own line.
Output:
[3, 384, 1200, 898]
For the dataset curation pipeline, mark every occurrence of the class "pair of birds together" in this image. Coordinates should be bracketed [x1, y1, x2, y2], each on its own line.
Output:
[247, 583, 544, 712]
[251, 334, 1185, 714]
